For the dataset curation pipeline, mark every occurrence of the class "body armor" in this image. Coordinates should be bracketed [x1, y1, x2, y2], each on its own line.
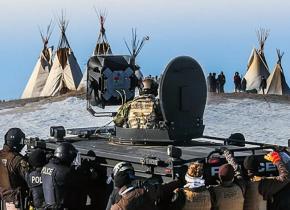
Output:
[41, 159, 71, 207]
[127, 95, 158, 129]
[182, 187, 211, 210]
[244, 177, 267, 210]
[212, 183, 244, 210]
[26, 168, 45, 208]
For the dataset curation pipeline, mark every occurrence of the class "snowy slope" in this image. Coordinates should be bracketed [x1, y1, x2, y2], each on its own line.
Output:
[205, 98, 290, 146]
[0, 97, 290, 146]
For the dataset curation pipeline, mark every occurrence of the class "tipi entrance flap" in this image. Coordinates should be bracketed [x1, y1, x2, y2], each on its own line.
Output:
[57, 48, 69, 69]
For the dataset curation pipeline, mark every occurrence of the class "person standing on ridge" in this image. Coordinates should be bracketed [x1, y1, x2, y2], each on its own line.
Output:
[234, 72, 242, 92]
[260, 76, 267, 95]
[207, 73, 213, 92]
[217, 71, 226, 93]
[241, 77, 247, 92]
[212, 73, 217, 93]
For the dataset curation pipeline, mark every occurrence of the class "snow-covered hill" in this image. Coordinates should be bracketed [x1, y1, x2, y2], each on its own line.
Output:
[0, 96, 290, 146]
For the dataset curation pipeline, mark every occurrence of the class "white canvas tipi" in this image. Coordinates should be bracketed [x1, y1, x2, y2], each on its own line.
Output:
[263, 49, 290, 95]
[77, 12, 112, 91]
[244, 29, 270, 91]
[21, 24, 53, 98]
[41, 16, 82, 97]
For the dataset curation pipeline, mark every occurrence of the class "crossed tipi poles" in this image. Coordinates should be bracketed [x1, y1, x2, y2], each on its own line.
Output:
[244, 28, 270, 92]
[21, 22, 54, 99]
[77, 10, 112, 91]
[244, 28, 290, 95]
[263, 49, 290, 95]
[22, 13, 85, 98]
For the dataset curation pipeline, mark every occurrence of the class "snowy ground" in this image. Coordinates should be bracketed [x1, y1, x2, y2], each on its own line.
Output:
[0, 96, 290, 146]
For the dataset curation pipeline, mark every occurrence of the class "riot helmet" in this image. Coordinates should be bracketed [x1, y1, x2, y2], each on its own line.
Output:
[54, 142, 78, 165]
[112, 161, 134, 179]
[28, 149, 47, 168]
[140, 77, 158, 96]
[4, 128, 25, 152]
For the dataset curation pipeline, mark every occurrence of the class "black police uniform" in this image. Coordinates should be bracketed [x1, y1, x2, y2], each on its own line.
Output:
[26, 168, 45, 209]
[41, 158, 71, 209]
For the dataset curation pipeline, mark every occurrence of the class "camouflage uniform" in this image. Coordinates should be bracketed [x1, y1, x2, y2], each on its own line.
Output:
[114, 94, 162, 129]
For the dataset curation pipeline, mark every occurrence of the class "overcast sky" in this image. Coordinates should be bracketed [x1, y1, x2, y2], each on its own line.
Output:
[1, 0, 290, 99]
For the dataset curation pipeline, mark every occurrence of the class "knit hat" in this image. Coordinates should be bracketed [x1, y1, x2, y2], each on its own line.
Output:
[28, 149, 46, 167]
[243, 155, 259, 172]
[114, 171, 131, 188]
[219, 164, 234, 182]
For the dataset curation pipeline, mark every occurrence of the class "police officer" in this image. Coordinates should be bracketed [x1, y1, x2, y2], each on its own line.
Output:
[0, 128, 29, 210]
[41, 142, 78, 210]
[113, 77, 162, 129]
[25, 149, 47, 209]
[174, 161, 212, 210]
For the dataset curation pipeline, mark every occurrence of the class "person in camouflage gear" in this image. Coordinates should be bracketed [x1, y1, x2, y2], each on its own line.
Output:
[114, 77, 163, 129]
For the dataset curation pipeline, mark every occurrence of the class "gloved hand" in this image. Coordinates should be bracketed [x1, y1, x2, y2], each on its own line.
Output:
[264, 151, 281, 164]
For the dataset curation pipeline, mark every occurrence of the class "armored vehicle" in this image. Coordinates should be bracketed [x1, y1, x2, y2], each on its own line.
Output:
[24, 55, 281, 185]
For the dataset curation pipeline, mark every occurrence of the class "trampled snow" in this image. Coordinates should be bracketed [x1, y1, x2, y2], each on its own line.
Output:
[0, 97, 290, 146]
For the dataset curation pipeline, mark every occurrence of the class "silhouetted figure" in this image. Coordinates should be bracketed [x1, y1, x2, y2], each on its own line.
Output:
[217, 71, 226, 93]
[234, 72, 242, 92]
[207, 73, 212, 92]
[260, 76, 267, 95]
[212, 73, 217, 92]
[241, 77, 247, 92]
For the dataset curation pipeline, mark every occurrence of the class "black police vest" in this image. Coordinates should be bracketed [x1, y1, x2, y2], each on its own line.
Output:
[26, 168, 45, 208]
[41, 160, 71, 207]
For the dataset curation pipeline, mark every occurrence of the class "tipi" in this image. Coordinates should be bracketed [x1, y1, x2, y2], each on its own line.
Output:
[41, 15, 82, 97]
[77, 11, 112, 91]
[244, 29, 270, 91]
[21, 24, 53, 98]
[263, 49, 290, 95]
